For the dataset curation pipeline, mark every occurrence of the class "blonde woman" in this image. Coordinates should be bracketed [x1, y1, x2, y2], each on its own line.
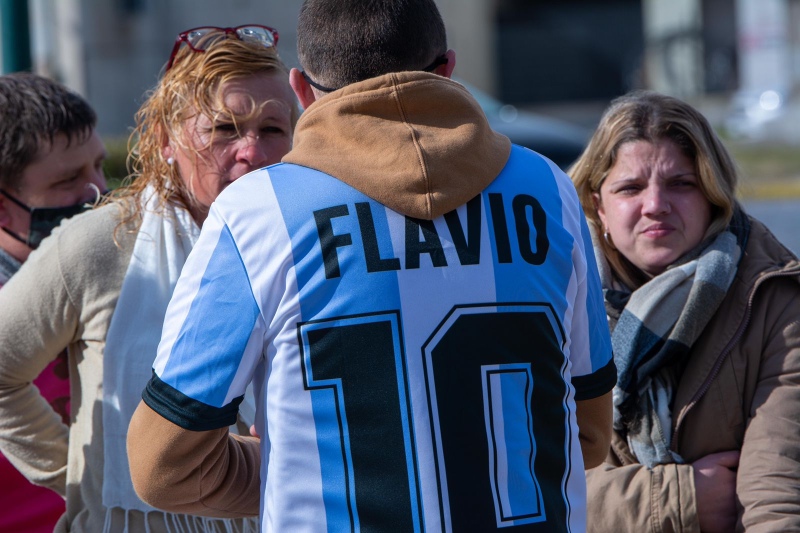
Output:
[571, 91, 800, 532]
[0, 26, 298, 532]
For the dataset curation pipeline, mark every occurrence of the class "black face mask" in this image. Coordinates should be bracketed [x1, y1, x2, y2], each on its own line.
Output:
[0, 188, 102, 249]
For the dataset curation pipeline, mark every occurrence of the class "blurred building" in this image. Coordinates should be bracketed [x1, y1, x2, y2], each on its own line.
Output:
[0, 0, 496, 137]
[17, 0, 308, 136]
[1, 0, 799, 136]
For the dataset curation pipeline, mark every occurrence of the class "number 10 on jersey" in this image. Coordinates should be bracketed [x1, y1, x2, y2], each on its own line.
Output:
[299, 303, 572, 532]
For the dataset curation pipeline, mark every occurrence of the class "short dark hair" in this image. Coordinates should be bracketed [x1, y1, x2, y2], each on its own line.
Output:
[297, 0, 447, 90]
[0, 72, 97, 189]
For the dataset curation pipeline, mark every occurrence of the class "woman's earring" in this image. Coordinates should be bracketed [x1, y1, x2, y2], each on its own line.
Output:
[603, 229, 610, 243]
[166, 157, 175, 166]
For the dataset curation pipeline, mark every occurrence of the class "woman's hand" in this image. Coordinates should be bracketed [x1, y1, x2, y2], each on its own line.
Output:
[693, 450, 740, 533]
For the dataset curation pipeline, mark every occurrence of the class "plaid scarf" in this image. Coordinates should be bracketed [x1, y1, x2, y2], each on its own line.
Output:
[597, 209, 749, 467]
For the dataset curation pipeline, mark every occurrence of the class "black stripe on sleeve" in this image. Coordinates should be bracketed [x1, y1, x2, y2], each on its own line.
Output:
[142, 370, 244, 431]
[571, 357, 617, 401]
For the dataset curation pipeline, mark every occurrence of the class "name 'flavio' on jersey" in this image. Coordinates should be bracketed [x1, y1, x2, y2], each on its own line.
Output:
[313, 192, 550, 279]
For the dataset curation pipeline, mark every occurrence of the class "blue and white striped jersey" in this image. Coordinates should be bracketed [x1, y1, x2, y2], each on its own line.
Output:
[146, 145, 614, 532]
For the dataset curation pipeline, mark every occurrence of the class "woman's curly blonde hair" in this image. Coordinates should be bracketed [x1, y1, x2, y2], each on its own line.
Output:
[111, 33, 299, 224]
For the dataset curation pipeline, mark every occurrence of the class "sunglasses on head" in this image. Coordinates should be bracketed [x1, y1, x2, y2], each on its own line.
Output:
[165, 25, 279, 71]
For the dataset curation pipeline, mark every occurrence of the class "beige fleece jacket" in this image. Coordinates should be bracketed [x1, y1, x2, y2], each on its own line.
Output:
[0, 200, 256, 532]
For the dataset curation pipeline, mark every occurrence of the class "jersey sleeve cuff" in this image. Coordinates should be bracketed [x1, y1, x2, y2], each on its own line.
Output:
[142, 370, 244, 431]
[571, 358, 616, 401]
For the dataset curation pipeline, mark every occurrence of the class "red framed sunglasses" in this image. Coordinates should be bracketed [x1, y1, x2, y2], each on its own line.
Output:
[165, 25, 279, 71]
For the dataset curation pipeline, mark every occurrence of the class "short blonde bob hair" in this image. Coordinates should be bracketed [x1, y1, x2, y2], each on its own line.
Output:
[114, 33, 298, 219]
[569, 90, 739, 289]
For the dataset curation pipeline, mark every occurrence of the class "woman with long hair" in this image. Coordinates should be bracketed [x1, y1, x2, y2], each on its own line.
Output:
[0, 25, 298, 532]
[571, 91, 800, 532]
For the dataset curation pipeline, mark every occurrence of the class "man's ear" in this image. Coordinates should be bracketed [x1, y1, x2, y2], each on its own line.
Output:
[290, 68, 317, 110]
[437, 49, 456, 79]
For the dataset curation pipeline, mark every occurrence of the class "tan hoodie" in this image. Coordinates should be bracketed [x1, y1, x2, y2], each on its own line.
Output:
[284, 71, 510, 219]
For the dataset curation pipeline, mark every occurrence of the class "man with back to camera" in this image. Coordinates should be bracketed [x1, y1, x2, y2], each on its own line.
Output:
[127, 1, 616, 531]
[0, 72, 106, 532]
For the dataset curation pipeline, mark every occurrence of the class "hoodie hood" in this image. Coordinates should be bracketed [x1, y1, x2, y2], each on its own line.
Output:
[283, 71, 511, 220]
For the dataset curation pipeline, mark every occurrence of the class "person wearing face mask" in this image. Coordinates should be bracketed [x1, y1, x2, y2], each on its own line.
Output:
[0, 72, 106, 281]
[570, 91, 800, 532]
[0, 72, 106, 533]
[0, 27, 298, 533]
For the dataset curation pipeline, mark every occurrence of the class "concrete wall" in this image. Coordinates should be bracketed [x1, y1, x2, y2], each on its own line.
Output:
[642, 0, 704, 97]
[735, 0, 792, 93]
[436, 0, 496, 95]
